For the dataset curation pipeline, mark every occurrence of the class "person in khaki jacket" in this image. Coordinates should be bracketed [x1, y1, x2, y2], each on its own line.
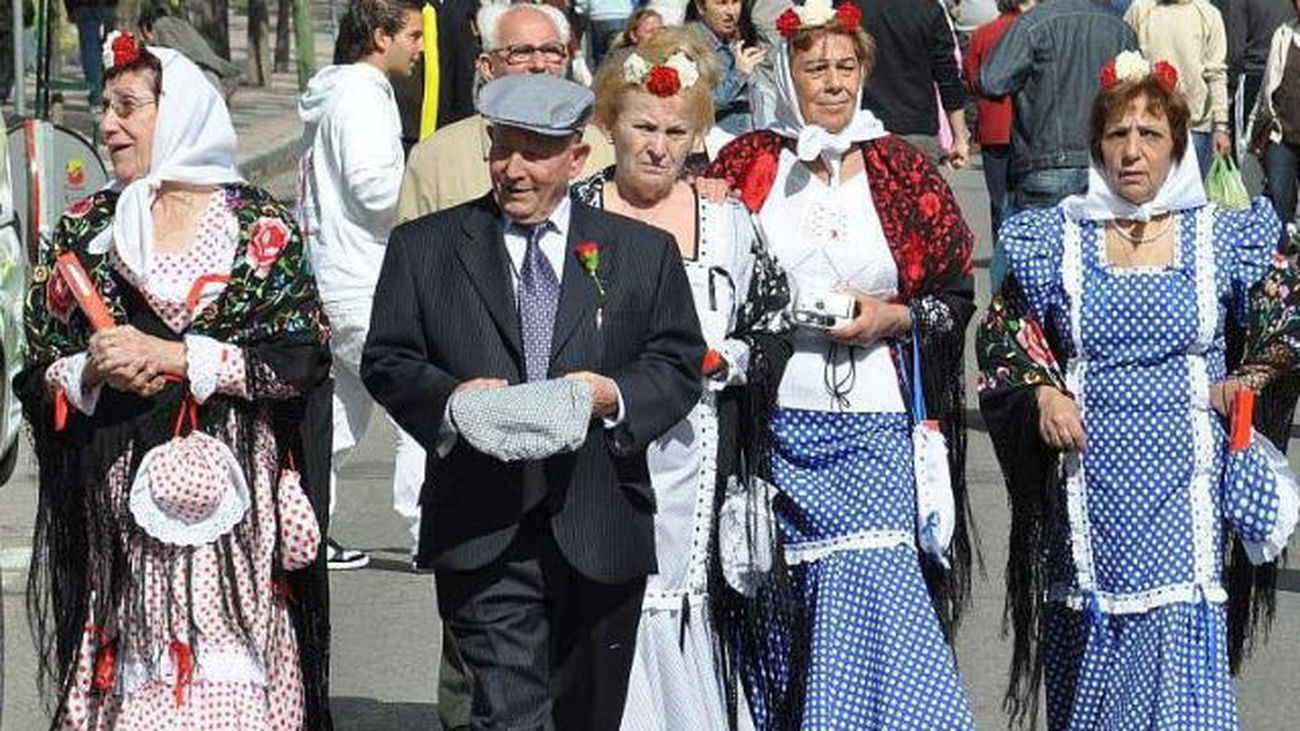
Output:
[1126, 0, 1233, 173]
[395, 1, 613, 222]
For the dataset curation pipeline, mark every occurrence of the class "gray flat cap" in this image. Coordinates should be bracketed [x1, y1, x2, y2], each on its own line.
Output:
[477, 74, 594, 137]
[450, 379, 594, 462]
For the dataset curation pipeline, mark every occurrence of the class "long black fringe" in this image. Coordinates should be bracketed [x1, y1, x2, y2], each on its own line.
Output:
[708, 331, 810, 730]
[19, 333, 332, 727]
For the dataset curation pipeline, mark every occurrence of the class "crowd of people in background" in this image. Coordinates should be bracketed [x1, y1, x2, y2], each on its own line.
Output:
[9, 0, 1300, 729]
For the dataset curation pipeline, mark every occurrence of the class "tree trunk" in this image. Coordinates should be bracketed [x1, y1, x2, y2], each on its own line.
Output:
[274, 0, 292, 73]
[247, 0, 271, 86]
[185, 0, 231, 60]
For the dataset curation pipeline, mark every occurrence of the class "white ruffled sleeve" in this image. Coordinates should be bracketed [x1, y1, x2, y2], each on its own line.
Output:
[45, 352, 103, 415]
[185, 335, 249, 403]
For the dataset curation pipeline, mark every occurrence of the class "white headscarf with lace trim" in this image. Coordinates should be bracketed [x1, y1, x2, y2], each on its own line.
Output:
[762, 37, 887, 182]
[1059, 132, 1206, 222]
[88, 47, 244, 278]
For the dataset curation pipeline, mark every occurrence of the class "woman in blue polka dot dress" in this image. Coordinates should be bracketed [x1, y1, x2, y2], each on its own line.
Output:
[978, 52, 1300, 730]
[705, 4, 978, 728]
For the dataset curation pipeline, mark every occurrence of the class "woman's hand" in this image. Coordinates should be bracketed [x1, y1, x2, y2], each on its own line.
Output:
[1209, 379, 1248, 417]
[828, 292, 911, 345]
[693, 177, 731, 204]
[732, 42, 767, 76]
[88, 326, 186, 395]
[1037, 386, 1086, 452]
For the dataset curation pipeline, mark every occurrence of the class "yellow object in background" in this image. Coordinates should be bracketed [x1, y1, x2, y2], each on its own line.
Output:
[420, 3, 441, 141]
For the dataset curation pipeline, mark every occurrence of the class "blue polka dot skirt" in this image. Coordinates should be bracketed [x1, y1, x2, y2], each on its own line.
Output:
[1045, 600, 1238, 730]
[745, 409, 975, 730]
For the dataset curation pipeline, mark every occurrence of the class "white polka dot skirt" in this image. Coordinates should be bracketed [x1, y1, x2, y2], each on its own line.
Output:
[745, 409, 976, 730]
[1045, 601, 1239, 730]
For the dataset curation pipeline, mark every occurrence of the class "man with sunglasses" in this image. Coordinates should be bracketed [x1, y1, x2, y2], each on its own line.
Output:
[396, 1, 613, 220]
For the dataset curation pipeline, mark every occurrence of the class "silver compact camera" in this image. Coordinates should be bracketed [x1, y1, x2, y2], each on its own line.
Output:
[792, 290, 857, 330]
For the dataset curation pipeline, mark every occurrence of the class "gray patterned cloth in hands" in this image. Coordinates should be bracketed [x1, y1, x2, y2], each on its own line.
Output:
[450, 379, 595, 462]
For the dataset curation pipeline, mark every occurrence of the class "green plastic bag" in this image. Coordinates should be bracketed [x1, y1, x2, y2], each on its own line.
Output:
[1204, 154, 1251, 210]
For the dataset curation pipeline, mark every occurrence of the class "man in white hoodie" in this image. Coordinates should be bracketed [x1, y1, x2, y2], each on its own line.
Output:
[298, 0, 424, 570]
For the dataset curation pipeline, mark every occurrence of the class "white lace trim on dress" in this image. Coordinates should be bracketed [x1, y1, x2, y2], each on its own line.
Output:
[1048, 580, 1227, 614]
[119, 646, 268, 695]
[1061, 217, 1097, 592]
[783, 529, 913, 565]
[1188, 205, 1222, 587]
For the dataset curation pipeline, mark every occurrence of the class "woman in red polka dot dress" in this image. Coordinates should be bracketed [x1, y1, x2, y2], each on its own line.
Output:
[16, 35, 333, 729]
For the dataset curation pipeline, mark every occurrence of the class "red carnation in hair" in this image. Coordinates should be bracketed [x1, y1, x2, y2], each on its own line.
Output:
[835, 3, 862, 30]
[645, 66, 682, 97]
[1152, 60, 1178, 92]
[776, 9, 802, 39]
[1099, 60, 1117, 90]
[111, 32, 140, 69]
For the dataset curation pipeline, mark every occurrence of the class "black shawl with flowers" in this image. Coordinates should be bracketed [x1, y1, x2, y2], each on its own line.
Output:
[16, 184, 334, 729]
[706, 132, 977, 728]
[977, 246, 1300, 728]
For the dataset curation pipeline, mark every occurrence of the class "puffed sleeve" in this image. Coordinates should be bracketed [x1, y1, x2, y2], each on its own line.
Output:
[1220, 196, 1285, 323]
[1002, 207, 1068, 326]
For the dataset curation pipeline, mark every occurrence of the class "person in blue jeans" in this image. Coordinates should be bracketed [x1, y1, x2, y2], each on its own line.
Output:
[576, 0, 634, 70]
[64, 0, 118, 106]
[980, 0, 1138, 291]
[1249, 7, 1300, 230]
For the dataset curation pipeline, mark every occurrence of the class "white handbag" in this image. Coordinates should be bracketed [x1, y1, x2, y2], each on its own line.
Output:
[718, 474, 777, 597]
[904, 327, 955, 568]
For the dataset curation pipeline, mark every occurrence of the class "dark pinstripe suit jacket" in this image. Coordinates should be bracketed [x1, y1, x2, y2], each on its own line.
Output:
[361, 193, 704, 583]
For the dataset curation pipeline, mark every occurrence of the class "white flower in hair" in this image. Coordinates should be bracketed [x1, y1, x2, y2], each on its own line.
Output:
[103, 30, 124, 72]
[663, 53, 700, 89]
[1113, 51, 1151, 84]
[799, 0, 837, 26]
[623, 53, 653, 84]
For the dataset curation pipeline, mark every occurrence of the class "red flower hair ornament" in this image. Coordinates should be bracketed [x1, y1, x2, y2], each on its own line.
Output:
[777, 0, 862, 40]
[623, 51, 700, 98]
[1099, 51, 1179, 93]
[103, 30, 142, 72]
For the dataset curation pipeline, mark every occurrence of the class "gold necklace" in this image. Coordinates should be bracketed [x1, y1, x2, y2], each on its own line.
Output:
[1110, 216, 1172, 245]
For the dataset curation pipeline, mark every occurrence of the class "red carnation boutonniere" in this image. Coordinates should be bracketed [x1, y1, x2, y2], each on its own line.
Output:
[574, 241, 607, 329]
[702, 348, 727, 378]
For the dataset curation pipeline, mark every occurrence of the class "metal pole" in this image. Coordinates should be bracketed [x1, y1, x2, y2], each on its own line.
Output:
[292, 0, 317, 91]
[11, 0, 24, 116]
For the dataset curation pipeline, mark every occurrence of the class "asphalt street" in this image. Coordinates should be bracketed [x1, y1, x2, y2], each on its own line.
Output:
[1, 160, 1297, 730]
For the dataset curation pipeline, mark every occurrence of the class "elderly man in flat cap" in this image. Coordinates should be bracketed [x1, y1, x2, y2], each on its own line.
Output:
[362, 74, 704, 729]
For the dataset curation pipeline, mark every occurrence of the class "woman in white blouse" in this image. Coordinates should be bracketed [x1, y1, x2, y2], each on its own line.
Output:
[705, 2, 978, 728]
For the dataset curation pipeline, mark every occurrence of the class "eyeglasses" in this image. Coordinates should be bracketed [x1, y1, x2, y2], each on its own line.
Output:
[494, 42, 568, 66]
[101, 96, 157, 119]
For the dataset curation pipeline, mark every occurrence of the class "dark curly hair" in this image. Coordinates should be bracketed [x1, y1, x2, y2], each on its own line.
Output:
[332, 0, 424, 65]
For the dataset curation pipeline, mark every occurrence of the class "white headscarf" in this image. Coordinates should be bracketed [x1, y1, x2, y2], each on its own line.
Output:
[1059, 132, 1206, 222]
[763, 39, 887, 182]
[88, 47, 244, 278]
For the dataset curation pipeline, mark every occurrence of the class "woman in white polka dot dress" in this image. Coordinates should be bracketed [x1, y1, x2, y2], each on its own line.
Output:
[574, 28, 789, 730]
[978, 52, 1300, 729]
[704, 3, 979, 728]
[16, 38, 333, 729]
